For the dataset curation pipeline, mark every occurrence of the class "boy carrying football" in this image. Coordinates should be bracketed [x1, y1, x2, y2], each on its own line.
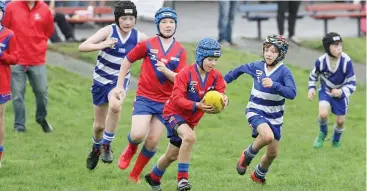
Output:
[224, 34, 296, 184]
[0, 1, 19, 167]
[144, 38, 229, 191]
[308, 32, 356, 148]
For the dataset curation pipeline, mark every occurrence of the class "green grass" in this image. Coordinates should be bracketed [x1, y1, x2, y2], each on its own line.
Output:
[301, 37, 366, 64]
[0, 44, 365, 191]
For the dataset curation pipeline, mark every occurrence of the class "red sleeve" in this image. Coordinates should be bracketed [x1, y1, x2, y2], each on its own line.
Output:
[215, 72, 227, 94]
[174, 48, 187, 72]
[2, 4, 12, 28]
[0, 34, 18, 65]
[172, 69, 196, 112]
[44, 9, 55, 38]
[126, 41, 147, 63]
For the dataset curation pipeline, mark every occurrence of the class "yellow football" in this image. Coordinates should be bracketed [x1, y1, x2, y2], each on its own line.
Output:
[203, 90, 226, 113]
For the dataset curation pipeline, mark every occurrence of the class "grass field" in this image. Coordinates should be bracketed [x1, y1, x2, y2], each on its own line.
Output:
[1, 43, 365, 191]
[301, 37, 366, 64]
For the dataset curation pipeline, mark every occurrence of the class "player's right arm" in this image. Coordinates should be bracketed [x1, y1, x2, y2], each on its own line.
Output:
[0, 33, 18, 65]
[224, 62, 255, 84]
[307, 59, 321, 100]
[172, 70, 213, 112]
[78, 26, 116, 52]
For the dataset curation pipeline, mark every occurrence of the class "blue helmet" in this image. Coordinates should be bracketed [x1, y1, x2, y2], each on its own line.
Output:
[154, 7, 177, 38]
[0, 1, 5, 22]
[195, 38, 222, 70]
[263, 34, 288, 64]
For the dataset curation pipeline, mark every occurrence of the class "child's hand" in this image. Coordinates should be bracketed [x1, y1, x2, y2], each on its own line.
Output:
[101, 38, 118, 49]
[262, 78, 273, 88]
[223, 94, 229, 108]
[195, 102, 214, 113]
[110, 87, 126, 101]
[331, 88, 342, 98]
[308, 88, 316, 101]
[155, 60, 168, 73]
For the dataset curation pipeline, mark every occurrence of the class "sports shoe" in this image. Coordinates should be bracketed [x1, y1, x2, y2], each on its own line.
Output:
[86, 147, 101, 170]
[251, 171, 266, 184]
[313, 131, 327, 148]
[144, 173, 162, 191]
[332, 141, 340, 148]
[118, 145, 138, 170]
[236, 150, 252, 175]
[36, 118, 52, 133]
[101, 144, 113, 163]
[177, 179, 191, 191]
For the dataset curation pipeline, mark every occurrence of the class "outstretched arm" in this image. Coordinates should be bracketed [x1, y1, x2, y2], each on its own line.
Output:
[224, 62, 255, 84]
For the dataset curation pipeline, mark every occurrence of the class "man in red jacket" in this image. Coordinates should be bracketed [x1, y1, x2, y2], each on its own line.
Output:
[3, 0, 54, 133]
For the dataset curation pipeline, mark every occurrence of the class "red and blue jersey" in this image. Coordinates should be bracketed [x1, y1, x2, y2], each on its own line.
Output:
[0, 27, 18, 95]
[163, 64, 226, 127]
[126, 36, 187, 103]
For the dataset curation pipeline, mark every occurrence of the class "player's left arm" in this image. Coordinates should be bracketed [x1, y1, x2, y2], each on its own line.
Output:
[44, 8, 55, 39]
[0, 34, 18, 65]
[215, 73, 229, 107]
[271, 68, 297, 100]
[340, 60, 356, 98]
[157, 48, 187, 83]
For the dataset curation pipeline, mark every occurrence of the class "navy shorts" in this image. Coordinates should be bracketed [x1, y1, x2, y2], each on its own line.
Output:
[0, 93, 11, 104]
[132, 96, 166, 124]
[319, 90, 349, 115]
[247, 113, 282, 141]
[91, 78, 130, 106]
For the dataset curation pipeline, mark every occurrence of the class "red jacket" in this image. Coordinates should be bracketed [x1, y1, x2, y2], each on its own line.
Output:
[2, 1, 54, 65]
[0, 27, 18, 95]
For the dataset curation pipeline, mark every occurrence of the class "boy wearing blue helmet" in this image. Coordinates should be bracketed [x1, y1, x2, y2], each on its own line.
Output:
[224, 35, 296, 184]
[0, 1, 19, 168]
[144, 38, 229, 191]
[113, 7, 187, 182]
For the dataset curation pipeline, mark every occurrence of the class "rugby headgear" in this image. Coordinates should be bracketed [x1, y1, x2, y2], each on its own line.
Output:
[322, 32, 342, 58]
[114, 1, 137, 29]
[154, 7, 177, 38]
[195, 38, 222, 70]
[263, 34, 288, 66]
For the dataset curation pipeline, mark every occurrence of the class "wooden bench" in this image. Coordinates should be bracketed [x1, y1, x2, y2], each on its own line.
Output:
[238, 3, 305, 39]
[305, 3, 366, 36]
[55, 6, 113, 16]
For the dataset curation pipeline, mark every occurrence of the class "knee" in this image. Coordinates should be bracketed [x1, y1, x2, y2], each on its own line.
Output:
[260, 133, 274, 145]
[108, 103, 121, 114]
[93, 122, 105, 133]
[336, 118, 345, 127]
[182, 131, 196, 145]
[319, 112, 328, 119]
[129, 130, 146, 143]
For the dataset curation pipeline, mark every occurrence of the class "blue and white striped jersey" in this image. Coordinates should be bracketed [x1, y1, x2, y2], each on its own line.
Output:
[93, 24, 139, 86]
[308, 53, 356, 98]
[224, 60, 297, 126]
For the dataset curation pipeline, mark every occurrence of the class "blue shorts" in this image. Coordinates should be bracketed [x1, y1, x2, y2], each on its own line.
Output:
[247, 114, 282, 141]
[0, 93, 11, 104]
[132, 96, 166, 124]
[319, 90, 349, 115]
[91, 78, 130, 106]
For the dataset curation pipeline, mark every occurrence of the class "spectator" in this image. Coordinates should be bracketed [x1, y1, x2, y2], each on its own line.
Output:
[218, 0, 238, 46]
[45, 0, 77, 43]
[276, 1, 301, 44]
[3, 0, 54, 133]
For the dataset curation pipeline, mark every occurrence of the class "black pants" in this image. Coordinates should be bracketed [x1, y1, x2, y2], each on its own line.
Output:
[50, 12, 74, 43]
[276, 1, 301, 37]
